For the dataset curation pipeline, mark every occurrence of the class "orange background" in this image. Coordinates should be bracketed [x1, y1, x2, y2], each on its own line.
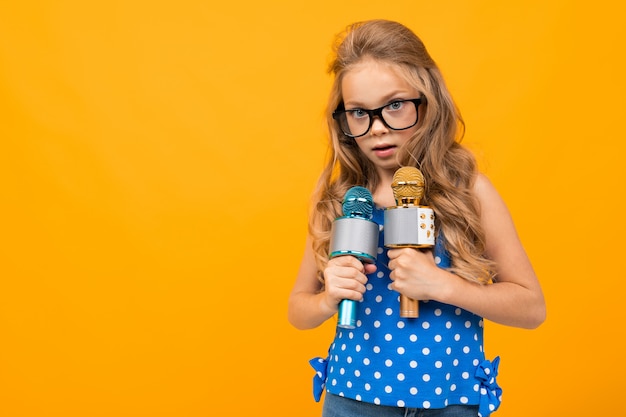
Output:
[1, 1, 624, 416]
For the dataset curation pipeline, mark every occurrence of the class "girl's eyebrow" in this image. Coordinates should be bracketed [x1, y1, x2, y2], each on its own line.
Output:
[344, 91, 413, 109]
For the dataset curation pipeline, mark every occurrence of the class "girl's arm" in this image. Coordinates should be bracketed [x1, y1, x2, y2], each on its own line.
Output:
[288, 236, 375, 330]
[388, 174, 546, 329]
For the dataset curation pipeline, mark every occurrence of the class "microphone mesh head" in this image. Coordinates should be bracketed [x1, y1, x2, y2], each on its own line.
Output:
[343, 186, 374, 219]
[392, 166, 425, 204]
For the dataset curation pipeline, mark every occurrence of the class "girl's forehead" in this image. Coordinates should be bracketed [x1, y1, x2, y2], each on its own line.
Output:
[341, 60, 417, 104]
[343, 59, 410, 90]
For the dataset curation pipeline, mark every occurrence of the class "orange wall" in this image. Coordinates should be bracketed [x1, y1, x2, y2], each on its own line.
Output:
[1, 1, 624, 416]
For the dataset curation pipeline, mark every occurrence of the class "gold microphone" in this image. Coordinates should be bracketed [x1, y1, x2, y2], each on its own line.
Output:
[384, 167, 435, 318]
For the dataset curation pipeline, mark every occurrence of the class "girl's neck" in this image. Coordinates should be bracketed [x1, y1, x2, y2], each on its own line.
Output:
[372, 170, 396, 208]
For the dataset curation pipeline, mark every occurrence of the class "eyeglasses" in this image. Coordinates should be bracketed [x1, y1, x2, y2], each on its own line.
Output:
[332, 98, 424, 138]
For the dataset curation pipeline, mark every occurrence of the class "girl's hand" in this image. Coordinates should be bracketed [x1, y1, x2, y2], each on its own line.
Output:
[387, 248, 444, 301]
[321, 256, 376, 313]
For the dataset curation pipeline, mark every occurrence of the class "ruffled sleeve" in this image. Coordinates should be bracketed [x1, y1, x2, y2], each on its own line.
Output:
[309, 356, 329, 402]
[475, 356, 502, 417]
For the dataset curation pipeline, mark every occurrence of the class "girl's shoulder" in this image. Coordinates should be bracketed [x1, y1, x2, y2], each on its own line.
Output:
[472, 172, 498, 201]
[471, 173, 515, 226]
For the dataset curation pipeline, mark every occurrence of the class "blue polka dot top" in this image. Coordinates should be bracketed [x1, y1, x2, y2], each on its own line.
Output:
[310, 207, 502, 417]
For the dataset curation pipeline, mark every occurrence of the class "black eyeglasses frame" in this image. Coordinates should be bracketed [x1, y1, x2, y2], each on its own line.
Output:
[332, 97, 424, 139]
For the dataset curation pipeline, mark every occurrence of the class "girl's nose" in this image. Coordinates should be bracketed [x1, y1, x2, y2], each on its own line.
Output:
[369, 116, 388, 135]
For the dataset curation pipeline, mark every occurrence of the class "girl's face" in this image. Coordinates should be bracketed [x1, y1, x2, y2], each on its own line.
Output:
[340, 59, 422, 178]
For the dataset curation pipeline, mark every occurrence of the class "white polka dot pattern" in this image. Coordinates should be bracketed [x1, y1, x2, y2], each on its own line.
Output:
[325, 207, 488, 409]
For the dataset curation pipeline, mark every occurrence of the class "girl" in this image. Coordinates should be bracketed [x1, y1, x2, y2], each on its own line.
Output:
[288, 19, 546, 417]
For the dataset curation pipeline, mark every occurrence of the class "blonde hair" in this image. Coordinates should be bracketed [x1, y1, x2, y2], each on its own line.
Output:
[309, 19, 495, 284]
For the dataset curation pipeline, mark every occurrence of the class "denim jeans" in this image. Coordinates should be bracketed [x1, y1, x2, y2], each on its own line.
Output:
[322, 393, 479, 417]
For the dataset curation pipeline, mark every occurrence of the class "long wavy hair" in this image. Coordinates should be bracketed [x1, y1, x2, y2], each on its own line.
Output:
[309, 19, 495, 285]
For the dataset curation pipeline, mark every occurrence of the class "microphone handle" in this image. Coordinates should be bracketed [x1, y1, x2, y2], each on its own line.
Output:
[338, 299, 358, 329]
[393, 243, 426, 318]
[400, 288, 419, 318]
[335, 253, 374, 329]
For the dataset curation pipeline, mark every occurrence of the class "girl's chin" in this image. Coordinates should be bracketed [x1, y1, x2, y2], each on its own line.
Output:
[372, 161, 402, 175]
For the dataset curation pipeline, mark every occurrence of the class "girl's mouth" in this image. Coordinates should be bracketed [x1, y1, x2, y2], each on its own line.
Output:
[373, 144, 396, 158]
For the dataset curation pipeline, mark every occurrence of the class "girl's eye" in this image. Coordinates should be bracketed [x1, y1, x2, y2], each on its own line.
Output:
[387, 101, 404, 111]
[351, 109, 368, 119]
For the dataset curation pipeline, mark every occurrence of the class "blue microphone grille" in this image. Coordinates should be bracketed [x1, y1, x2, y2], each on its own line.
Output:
[342, 186, 374, 219]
